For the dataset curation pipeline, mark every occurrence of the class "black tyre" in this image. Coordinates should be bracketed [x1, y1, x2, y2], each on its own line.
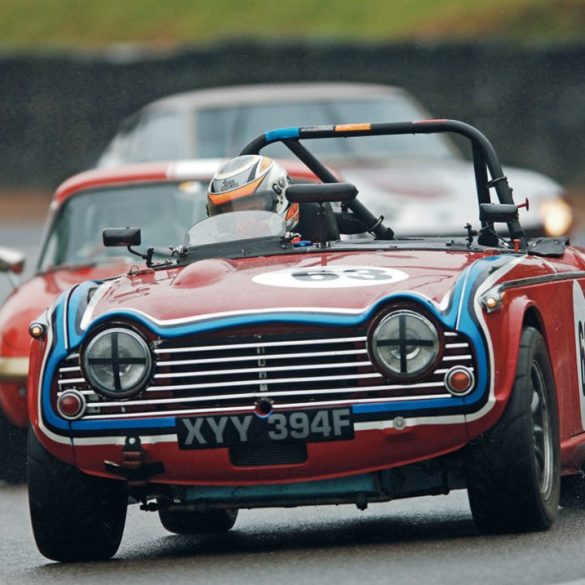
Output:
[465, 326, 560, 532]
[159, 508, 238, 535]
[0, 407, 27, 484]
[28, 428, 128, 562]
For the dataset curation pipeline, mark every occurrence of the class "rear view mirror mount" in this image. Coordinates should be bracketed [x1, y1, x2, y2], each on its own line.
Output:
[102, 227, 154, 266]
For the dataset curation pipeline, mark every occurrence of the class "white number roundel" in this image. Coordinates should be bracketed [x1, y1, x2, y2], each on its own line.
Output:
[253, 265, 409, 288]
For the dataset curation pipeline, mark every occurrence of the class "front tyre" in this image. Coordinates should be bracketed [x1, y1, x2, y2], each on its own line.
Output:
[28, 429, 128, 562]
[159, 508, 238, 535]
[465, 326, 560, 532]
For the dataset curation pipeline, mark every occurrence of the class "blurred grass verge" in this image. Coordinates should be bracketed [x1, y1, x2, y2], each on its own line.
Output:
[0, 0, 584, 49]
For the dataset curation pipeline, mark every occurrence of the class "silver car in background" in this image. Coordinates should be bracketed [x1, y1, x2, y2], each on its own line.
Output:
[97, 83, 571, 238]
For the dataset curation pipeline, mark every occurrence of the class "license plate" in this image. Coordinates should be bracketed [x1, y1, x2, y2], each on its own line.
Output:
[177, 408, 354, 450]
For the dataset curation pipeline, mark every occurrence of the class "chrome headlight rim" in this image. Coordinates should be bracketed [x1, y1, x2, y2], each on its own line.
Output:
[368, 307, 443, 382]
[81, 326, 153, 399]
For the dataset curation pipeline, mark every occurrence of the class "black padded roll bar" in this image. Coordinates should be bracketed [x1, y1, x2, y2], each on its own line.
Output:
[240, 119, 524, 241]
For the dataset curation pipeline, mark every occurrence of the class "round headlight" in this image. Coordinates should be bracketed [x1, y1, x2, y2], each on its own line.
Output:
[82, 328, 152, 398]
[371, 310, 440, 380]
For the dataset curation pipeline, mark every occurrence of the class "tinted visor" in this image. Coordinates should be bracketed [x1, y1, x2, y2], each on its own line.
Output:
[208, 190, 277, 215]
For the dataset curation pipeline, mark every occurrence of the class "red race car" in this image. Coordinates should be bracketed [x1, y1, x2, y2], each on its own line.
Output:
[0, 159, 319, 482]
[27, 120, 585, 562]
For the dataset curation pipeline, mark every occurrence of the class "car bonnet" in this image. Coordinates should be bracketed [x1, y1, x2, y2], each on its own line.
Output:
[77, 249, 493, 329]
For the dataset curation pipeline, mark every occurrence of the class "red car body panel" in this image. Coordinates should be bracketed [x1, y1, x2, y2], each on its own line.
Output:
[71, 426, 469, 485]
[0, 263, 130, 425]
[27, 242, 585, 484]
[89, 251, 484, 321]
[54, 159, 317, 205]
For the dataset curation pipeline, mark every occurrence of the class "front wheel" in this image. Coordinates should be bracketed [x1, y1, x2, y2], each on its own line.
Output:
[465, 326, 560, 532]
[159, 508, 238, 535]
[28, 429, 128, 562]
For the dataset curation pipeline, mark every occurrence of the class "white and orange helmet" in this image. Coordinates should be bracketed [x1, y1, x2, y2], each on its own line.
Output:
[207, 155, 299, 229]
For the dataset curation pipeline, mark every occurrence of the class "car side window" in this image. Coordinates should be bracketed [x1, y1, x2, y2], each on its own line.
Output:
[130, 111, 187, 162]
[197, 107, 240, 157]
[96, 114, 141, 167]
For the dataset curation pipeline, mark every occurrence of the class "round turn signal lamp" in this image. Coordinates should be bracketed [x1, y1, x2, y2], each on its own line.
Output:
[29, 322, 46, 340]
[57, 390, 87, 420]
[444, 366, 475, 396]
[485, 297, 499, 310]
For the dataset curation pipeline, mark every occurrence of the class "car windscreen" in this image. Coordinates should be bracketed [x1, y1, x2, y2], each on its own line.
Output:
[186, 210, 286, 247]
[197, 98, 457, 161]
[38, 182, 208, 271]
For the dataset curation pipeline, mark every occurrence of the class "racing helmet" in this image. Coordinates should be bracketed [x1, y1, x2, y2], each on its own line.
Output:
[207, 155, 299, 229]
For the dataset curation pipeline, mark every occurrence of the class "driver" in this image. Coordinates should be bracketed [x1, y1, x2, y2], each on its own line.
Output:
[207, 155, 300, 230]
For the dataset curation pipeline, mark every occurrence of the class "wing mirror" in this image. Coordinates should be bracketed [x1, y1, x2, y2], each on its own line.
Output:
[0, 246, 25, 274]
[0, 246, 25, 289]
[103, 227, 141, 247]
[286, 183, 358, 204]
[102, 227, 158, 266]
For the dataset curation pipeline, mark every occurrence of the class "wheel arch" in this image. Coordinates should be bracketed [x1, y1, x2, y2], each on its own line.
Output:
[522, 304, 546, 337]
[520, 303, 558, 404]
[470, 297, 551, 437]
[504, 299, 550, 378]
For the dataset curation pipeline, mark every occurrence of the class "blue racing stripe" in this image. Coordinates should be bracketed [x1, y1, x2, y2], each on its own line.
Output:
[265, 127, 300, 142]
[43, 257, 517, 434]
[51, 291, 467, 433]
[68, 291, 452, 348]
[354, 255, 514, 415]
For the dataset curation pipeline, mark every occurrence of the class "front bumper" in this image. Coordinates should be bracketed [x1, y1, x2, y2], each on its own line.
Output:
[72, 423, 469, 486]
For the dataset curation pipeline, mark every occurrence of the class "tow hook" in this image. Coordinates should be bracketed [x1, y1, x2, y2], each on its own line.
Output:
[104, 436, 165, 486]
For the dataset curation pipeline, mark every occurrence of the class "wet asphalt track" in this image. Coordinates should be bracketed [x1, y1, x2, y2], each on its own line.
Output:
[4, 484, 585, 585]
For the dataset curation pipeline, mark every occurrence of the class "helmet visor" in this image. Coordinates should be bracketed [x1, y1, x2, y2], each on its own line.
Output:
[208, 190, 276, 215]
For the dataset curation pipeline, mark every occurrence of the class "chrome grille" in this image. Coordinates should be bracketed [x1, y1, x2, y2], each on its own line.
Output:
[56, 329, 474, 420]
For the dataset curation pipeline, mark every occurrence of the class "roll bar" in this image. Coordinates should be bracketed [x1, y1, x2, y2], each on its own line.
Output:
[239, 119, 524, 241]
